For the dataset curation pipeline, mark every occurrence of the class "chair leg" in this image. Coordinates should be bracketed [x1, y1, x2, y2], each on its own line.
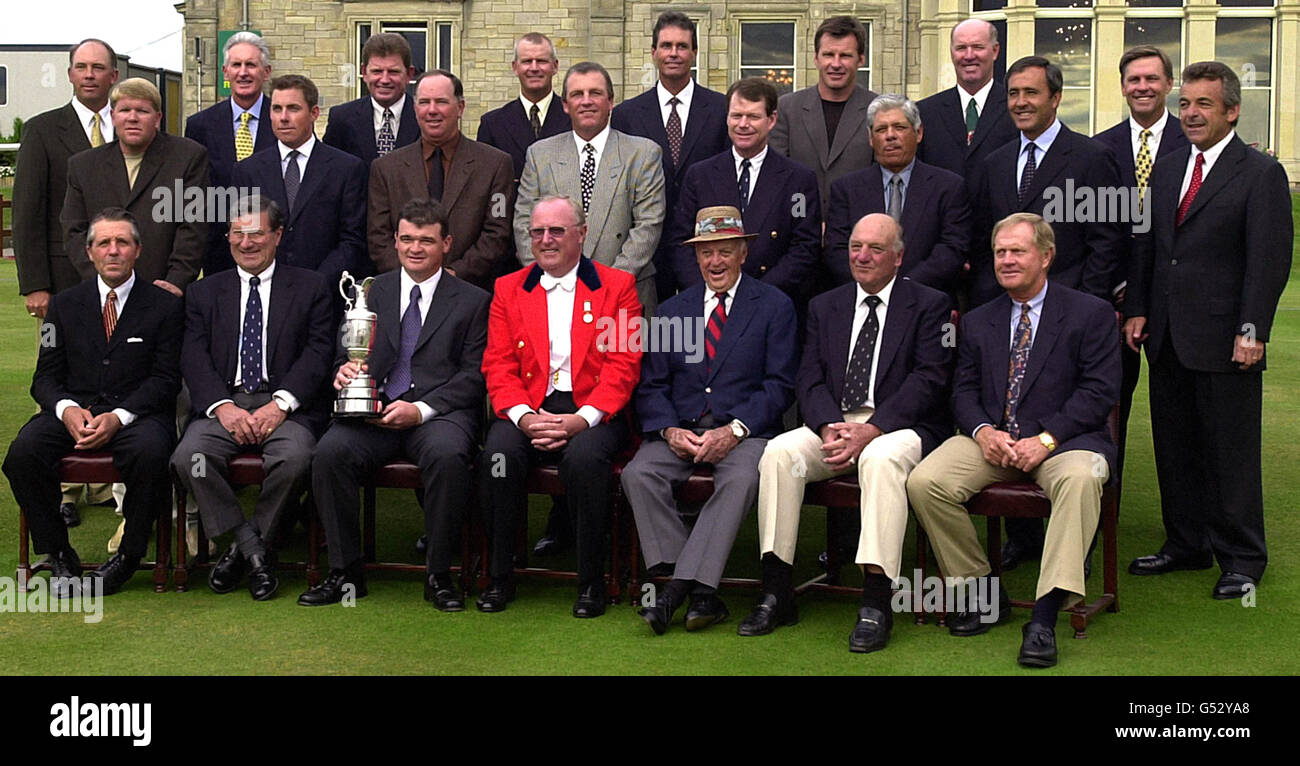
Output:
[153, 496, 170, 593]
[914, 524, 927, 625]
[305, 491, 321, 587]
[363, 485, 377, 563]
[18, 508, 32, 592]
[1103, 490, 1119, 613]
[174, 489, 189, 592]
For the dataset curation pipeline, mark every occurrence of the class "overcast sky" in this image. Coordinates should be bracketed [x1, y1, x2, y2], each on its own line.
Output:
[1, 0, 184, 70]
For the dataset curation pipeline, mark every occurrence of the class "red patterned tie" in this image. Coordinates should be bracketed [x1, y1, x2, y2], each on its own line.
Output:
[103, 289, 118, 341]
[1176, 153, 1204, 227]
[705, 291, 727, 367]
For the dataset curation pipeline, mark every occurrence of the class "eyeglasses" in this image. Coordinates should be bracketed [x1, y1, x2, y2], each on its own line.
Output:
[529, 226, 573, 240]
[228, 229, 270, 243]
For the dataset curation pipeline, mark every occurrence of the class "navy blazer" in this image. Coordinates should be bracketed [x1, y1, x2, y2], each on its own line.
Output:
[612, 84, 730, 292]
[180, 264, 337, 436]
[1093, 114, 1188, 191]
[321, 95, 419, 168]
[824, 160, 971, 295]
[635, 276, 797, 439]
[798, 278, 954, 455]
[476, 94, 572, 183]
[231, 140, 369, 288]
[953, 282, 1120, 471]
[185, 97, 277, 275]
[670, 149, 820, 300]
[916, 82, 1018, 180]
[968, 123, 1126, 308]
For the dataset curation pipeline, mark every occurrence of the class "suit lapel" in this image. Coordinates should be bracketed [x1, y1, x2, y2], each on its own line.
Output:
[522, 274, 551, 377]
[254, 98, 276, 149]
[265, 269, 290, 373]
[1021, 126, 1075, 208]
[968, 83, 1007, 155]
[125, 137, 168, 207]
[827, 286, 856, 401]
[1018, 285, 1062, 399]
[863, 165, 887, 215]
[396, 100, 420, 147]
[937, 89, 968, 152]
[440, 140, 474, 208]
[987, 295, 1012, 407]
[1157, 145, 1188, 240]
[706, 278, 757, 382]
[57, 104, 92, 157]
[873, 280, 913, 394]
[415, 274, 456, 352]
[826, 88, 870, 166]
[999, 142, 1020, 213]
[585, 133, 623, 249]
[1179, 136, 1243, 226]
[679, 87, 710, 169]
[798, 94, 830, 170]
[743, 153, 788, 231]
[289, 140, 328, 223]
[217, 100, 237, 163]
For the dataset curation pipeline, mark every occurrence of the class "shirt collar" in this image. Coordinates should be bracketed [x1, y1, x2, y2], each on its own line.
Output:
[232, 93, 265, 120]
[856, 274, 896, 310]
[958, 78, 995, 115]
[1193, 129, 1235, 167]
[373, 94, 406, 122]
[400, 266, 444, 304]
[1021, 118, 1062, 155]
[657, 79, 694, 110]
[540, 261, 580, 292]
[732, 144, 768, 168]
[1013, 279, 1049, 313]
[519, 90, 555, 124]
[1129, 109, 1169, 140]
[71, 98, 113, 137]
[573, 123, 611, 157]
[236, 260, 276, 285]
[706, 273, 743, 305]
[98, 271, 136, 306]
[278, 133, 315, 160]
[881, 158, 917, 188]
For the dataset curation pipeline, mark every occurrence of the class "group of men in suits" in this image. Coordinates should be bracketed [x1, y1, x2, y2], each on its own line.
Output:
[6, 14, 1292, 664]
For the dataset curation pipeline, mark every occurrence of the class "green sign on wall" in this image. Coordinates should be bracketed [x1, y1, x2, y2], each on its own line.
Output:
[216, 30, 261, 98]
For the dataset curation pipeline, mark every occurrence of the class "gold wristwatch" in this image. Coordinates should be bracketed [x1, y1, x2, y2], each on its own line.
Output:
[1038, 432, 1057, 452]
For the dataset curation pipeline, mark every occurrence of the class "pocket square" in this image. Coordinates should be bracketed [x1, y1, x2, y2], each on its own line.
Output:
[127, 337, 144, 343]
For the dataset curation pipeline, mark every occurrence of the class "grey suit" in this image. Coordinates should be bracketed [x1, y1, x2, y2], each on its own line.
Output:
[769, 84, 879, 215]
[514, 129, 666, 313]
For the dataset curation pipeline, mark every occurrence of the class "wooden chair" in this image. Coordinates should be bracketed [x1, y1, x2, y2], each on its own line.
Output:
[17, 451, 170, 593]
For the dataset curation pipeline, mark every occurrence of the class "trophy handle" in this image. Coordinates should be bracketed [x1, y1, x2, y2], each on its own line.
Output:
[360, 276, 374, 306]
[339, 272, 356, 310]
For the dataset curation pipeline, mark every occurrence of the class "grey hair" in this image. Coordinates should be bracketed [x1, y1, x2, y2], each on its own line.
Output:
[87, 207, 142, 247]
[536, 195, 586, 226]
[514, 32, 558, 63]
[231, 192, 284, 231]
[867, 93, 922, 132]
[223, 31, 270, 69]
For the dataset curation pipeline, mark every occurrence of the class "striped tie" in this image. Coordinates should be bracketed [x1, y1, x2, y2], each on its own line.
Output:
[705, 291, 727, 368]
[103, 289, 118, 341]
[235, 112, 255, 161]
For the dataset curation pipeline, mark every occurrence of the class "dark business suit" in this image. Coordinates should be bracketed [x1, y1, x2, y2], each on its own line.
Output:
[476, 94, 572, 184]
[313, 270, 491, 573]
[769, 84, 879, 217]
[13, 103, 94, 297]
[824, 160, 971, 295]
[170, 265, 336, 540]
[907, 282, 1120, 602]
[231, 140, 368, 289]
[367, 135, 515, 290]
[1128, 135, 1292, 580]
[62, 134, 210, 290]
[612, 83, 730, 299]
[3, 278, 183, 560]
[670, 149, 821, 301]
[622, 276, 797, 588]
[758, 276, 954, 573]
[321, 95, 419, 168]
[1092, 113, 1188, 495]
[968, 123, 1126, 308]
[184, 97, 277, 275]
[916, 82, 1018, 180]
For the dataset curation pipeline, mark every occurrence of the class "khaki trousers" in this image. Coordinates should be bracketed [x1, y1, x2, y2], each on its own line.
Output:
[906, 435, 1106, 606]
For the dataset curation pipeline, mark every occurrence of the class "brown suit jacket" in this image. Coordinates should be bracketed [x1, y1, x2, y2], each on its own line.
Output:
[61, 132, 209, 290]
[367, 134, 514, 291]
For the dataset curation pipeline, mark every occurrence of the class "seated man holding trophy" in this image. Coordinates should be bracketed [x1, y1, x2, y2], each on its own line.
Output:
[299, 198, 491, 610]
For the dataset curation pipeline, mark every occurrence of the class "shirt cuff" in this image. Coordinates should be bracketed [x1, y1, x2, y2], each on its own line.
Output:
[972, 423, 994, 438]
[413, 401, 436, 423]
[507, 404, 535, 427]
[272, 389, 300, 413]
[206, 399, 234, 418]
[576, 405, 605, 429]
[55, 399, 79, 420]
[111, 408, 136, 427]
[1112, 280, 1127, 296]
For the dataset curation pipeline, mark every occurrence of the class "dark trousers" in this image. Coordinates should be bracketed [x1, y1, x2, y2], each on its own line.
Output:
[478, 394, 627, 587]
[4, 411, 173, 559]
[313, 418, 476, 573]
[1148, 336, 1266, 578]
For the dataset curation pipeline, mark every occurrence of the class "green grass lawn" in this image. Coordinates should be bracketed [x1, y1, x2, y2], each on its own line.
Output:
[1, 200, 1298, 675]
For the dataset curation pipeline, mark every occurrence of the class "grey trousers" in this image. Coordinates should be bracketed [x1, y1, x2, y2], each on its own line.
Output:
[621, 438, 767, 588]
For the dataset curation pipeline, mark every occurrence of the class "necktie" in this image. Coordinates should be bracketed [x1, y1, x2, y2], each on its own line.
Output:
[284, 150, 301, 213]
[102, 289, 118, 341]
[965, 98, 978, 144]
[1001, 302, 1033, 438]
[427, 146, 445, 201]
[529, 104, 541, 139]
[666, 97, 683, 168]
[90, 113, 105, 148]
[235, 112, 254, 161]
[377, 108, 396, 156]
[887, 175, 904, 222]
[1176, 153, 1204, 227]
[1017, 142, 1037, 205]
[738, 158, 751, 214]
[241, 276, 263, 394]
[841, 295, 882, 410]
[1135, 128, 1153, 214]
[385, 285, 423, 400]
[704, 291, 728, 368]
[580, 143, 596, 213]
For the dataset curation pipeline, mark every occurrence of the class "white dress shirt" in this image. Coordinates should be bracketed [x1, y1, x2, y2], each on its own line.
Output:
[1180, 129, 1235, 201]
[204, 262, 301, 417]
[396, 267, 443, 423]
[657, 78, 694, 134]
[733, 145, 768, 201]
[519, 90, 555, 126]
[846, 275, 895, 411]
[55, 272, 136, 426]
[371, 94, 406, 135]
[1129, 109, 1170, 162]
[1018, 118, 1062, 188]
[278, 134, 315, 179]
[70, 98, 114, 145]
[957, 78, 995, 122]
[572, 123, 612, 170]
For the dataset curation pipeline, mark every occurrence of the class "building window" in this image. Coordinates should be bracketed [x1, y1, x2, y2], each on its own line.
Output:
[1215, 16, 1273, 149]
[356, 21, 454, 98]
[1123, 17, 1182, 116]
[1036, 0, 1093, 6]
[739, 21, 796, 95]
[1217, 0, 1273, 6]
[856, 20, 873, 90]
[0, 65, 6, 107]
[1035, 18, 1093, 131]
[973, 0, 1008, 10]
[1127, 0, 1182, 6]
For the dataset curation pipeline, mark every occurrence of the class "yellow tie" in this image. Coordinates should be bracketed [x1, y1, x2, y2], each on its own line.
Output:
[235, 112, 255, 161]
[90, 113, 104, 147]
[1135, 128, 1153, 212]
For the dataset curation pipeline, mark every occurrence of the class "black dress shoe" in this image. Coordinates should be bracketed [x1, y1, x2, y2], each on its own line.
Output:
[1129, 551, 1214, 576]
[948, 583, 1011, 636]
[573, 583, 606, 618]
[638, 587, 683, 635]
[1017, 622, 1058, 668]
[208, 543, 246, 594]
[297, 566, 367, 606]
[415, 535, 427, 554]
[1000, 537, 1043, 572]
[246, 554, 278, 601]
[533, 534, 570, 558]
[425, 573, 465, 612]
[476, 579, 516, 612]
[91, 552, 139, 595]
[59, 502, 80, 528]
[849, 606, 893, 653]
[1212, 572, 1257, 600]
[684, 593, 729, 632]
[737, 593, 799, 636]
[49, 547, 83, 599]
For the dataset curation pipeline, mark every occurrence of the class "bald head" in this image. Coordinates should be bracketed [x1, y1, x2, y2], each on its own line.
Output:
[950, 19, 999, 94]
[848, 214, 904, 293]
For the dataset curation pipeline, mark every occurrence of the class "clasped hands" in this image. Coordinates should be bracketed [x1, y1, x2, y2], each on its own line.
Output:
[818, 421, 882, 469]
[975, 427, 1050, 472]
[215, 401, 286, 444]
[519, 410, 589, 451]
[61, 406, 122, 450]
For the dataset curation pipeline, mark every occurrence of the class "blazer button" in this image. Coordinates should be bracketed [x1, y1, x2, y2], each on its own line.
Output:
[517, 340, 525, 348]
[596, 344, 606, 352]
[705, 386, 712, 394]
[526, 372, 532, 379]
[770, 231, 778, 239]
[102, 359, 111, 365]
[594, 375, 600, 383]
[760, 265, 768, 273]
[1170, 259, 1178, 266]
